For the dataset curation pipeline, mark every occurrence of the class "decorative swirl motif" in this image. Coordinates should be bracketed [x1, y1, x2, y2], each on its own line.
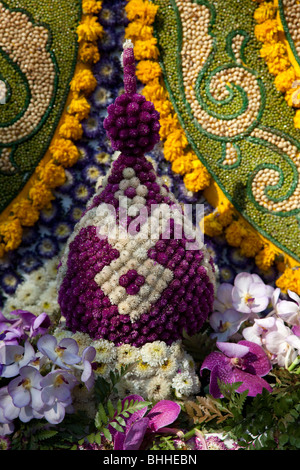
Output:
[0, 2, 56, 143]
[176, 0, 263, 139]
[175, 0, 300, 215]
[249, 128, 300, 213]
[0, 1, 57, 173]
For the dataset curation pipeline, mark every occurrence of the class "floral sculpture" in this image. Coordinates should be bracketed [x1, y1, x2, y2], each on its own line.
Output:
[56, 40, 216, 400]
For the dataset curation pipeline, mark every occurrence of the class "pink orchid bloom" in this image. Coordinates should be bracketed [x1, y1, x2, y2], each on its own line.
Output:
[200, 340, 272, 398]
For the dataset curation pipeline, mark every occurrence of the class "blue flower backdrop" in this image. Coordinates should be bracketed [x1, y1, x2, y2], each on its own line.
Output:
[0, 0, 299, 452]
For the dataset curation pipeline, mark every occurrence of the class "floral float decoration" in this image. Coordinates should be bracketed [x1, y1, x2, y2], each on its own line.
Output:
[56, 39, 215, 401]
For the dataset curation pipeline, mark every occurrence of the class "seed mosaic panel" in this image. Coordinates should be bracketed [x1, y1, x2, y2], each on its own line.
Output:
[0, 0, 81, 211]
[152, 0, 300, 263]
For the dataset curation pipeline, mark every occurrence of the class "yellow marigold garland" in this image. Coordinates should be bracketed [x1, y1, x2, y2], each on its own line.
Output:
[125, 0, 211, 200]
[0, 0, 103, 257]
[253, 0, 300, 128]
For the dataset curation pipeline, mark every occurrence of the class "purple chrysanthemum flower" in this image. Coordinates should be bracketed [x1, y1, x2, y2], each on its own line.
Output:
[39, 200, 63, 225]
[82, 164, 104, 185]
[0, 270, 22, 295]
[19, 252, 42, 274]
[72, 182, 93, 204]
[56, 168, 77, 194]
[35, 236, 59, 259]
[90, 86, 114, 110]
[53, 221, 73, 242]
[94, 56, 121, 87]
[200, 340, 273, 398]
[98, 5, 118, 27]
[82, 112, 104, 140]
[98, 27, 118, 52]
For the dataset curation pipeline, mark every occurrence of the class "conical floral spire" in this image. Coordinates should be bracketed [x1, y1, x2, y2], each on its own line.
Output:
[57, 42, 215, 348]
[103, 39, 160, 156]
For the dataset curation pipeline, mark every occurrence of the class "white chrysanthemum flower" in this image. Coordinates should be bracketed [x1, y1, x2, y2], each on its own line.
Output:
[115, 377, 143, 399]
[117, 344, 140, 366]
[146, 376, 172, 401]
[44, 257, 61, 280]
[2, 298, 23, 317]
[179, 352, 196, 372]
[30, 267, 48, 289]
[71, 331, 92, 355]
[140, 341, 168, 367]
[169, 341, 185, 360]
[53, 326, 74, 343]
[172, 370, 197, 397]
[43, 281, 58, 303]
[158, 355, 179, 377]
[134, 359, 155, 378]
[14, 280, 40, 306]
[93, 339, 117, 364]
[94, 362, 114, 379]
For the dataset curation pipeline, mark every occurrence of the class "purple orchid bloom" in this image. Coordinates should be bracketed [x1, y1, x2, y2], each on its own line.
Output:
[0, 386, 19, 427]
[43, 395, 73, 425]
[200, 340, 272, 398]
[40, 369, 78, 407]
[209, 308, 248, 341]
[81, 346, 97, 391]
[0, 341, 36, 378]
[7, 366, 44, 412]
[111, 395, 181, 450]
[37, 334, 81, 369]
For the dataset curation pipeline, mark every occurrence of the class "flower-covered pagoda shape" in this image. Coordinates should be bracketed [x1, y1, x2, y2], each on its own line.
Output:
[56, 40, 216, 399]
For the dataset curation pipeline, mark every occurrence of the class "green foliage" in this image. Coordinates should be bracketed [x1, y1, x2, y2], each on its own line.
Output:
[91, 397, 151, 442]
[82, 363, 151, 446]
[10, 412, 91, 450]
[219, 371, 300, 450]
[149, 435, 177, 450]
[182, 329, 217, 364]
[93, 364, 134, 405]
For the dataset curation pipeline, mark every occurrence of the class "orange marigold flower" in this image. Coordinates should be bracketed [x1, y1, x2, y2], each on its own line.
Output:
[29, 182, 54, 210]
[11, 199, 39, 227]
[77, 16, 104, 43]
[0, 218, 23, 251]
[125, 0, 158, 25]
[82, 0, 102, 14]
[78, 41, 100, 63]
[59, 115, 83, 141]
[68, 96, 91, 120]
[36, 161, 66, 189]
[70, 69, 97, 96]
[134, 38, 159, 60]
[254, 19, 279, 42]
[183, 160, 211, 192]
[136, 60, 162, 83]
[50, 139, 80, 167]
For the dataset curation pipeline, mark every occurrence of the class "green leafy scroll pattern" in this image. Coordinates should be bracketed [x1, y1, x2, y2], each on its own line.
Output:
[0, 0, 81, 212]
[153, 0, 300, 262]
